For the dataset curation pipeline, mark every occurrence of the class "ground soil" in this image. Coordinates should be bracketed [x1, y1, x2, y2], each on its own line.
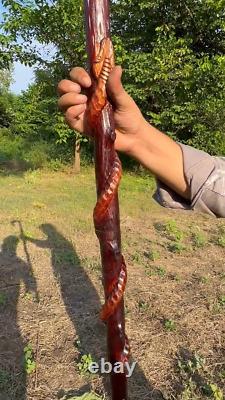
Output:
[0, 170, 224, 400]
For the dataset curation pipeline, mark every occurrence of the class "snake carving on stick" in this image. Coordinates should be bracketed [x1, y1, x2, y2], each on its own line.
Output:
[84, 1, 130, 399]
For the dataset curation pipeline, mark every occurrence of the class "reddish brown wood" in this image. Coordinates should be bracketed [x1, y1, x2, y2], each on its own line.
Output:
[84, 1, 129, 399]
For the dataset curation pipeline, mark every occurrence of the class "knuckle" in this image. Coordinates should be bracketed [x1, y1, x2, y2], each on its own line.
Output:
[58, 96, 64, 110]
[57, 79, 68, 93]
[70, 67, 88, 84]
[57, 98, 64, 110]
[69, 67, 81, 79]
[57, 94, 68, 109]
[65, 107, 77, 120]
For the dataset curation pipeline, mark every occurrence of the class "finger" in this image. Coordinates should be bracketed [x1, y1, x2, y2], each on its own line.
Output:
[57, 79, 81, 95]
[107, 66, 135, 110]
[69, 67, 92, 88]
[107, 66, 124, 98]
[65, 104, 87, 126]
[58, 92, 88, 110]
[66, 115, 84, 132]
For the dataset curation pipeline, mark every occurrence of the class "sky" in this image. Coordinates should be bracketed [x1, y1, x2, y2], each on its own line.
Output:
[0, 1, 34, 94]
[10, 62, 34, 94]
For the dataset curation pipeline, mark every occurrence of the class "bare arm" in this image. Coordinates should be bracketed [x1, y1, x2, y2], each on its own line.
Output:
[58, 66, 190, 200]
[127, 121, 190, 199]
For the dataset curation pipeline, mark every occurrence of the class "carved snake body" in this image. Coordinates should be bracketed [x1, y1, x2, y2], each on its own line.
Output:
[87, 37, 130, 364]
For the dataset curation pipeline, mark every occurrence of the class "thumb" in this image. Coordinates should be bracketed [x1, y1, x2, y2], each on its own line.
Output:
[107, 66, 133, 110]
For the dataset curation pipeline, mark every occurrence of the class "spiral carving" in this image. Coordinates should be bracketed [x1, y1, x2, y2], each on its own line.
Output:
[89, 37, 130, 363]
[94, 156, 122, 225]
[100, 256, 127, 321]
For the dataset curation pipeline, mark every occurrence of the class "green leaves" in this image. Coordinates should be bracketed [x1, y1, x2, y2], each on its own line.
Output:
[1, 0, 85, 67]
[111, 0, 225, 155]
[77, 354, 94, 375]
[66, 393, 103, 400]
[1, 0, 225, 157]
[203, 383, 224, 400]
[23, 344, 36, 375]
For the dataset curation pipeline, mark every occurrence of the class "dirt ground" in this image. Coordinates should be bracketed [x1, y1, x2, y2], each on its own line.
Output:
[0, 169, 224, 400]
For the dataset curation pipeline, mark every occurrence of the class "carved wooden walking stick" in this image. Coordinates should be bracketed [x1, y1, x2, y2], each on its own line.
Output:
[84, 1, 129, 399]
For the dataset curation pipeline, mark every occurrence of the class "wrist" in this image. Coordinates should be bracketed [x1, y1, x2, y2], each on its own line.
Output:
[126, 120, 153, 160]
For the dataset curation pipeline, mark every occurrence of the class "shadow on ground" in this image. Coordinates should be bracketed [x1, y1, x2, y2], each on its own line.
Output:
[0, 234, 38, 400]
[27, 223, 165, 400]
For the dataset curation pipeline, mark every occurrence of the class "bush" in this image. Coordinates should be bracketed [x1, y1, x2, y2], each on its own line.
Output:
[23, 142, 49, 168]
[0, 128, 68, 170]
[0, 128, 25, 165]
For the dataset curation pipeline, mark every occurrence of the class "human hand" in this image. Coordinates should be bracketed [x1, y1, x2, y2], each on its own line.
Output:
[57, 66, 147, 154]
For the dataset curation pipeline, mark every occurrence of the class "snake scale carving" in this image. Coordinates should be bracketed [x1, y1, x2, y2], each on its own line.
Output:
[84, 1, 129, 399]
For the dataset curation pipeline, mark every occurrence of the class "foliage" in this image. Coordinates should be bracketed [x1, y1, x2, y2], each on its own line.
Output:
[23, 344, 36, 374]
[0, 67, 12, 91]
[111, 0, 225, 155]
[0, 128, 63, 169]
[77, 354, 94, 375]
[203, 383, 223, 400]
[0, 292, 6, 306]
[218, 295, 225, 307]
[138, 300, 150, 312]
[178, 353, 224, 400]
[216, 225, 225, 248]
[1, 0, 85, 69]
[145, 248, 160, 262]
[0, 369, 12, 391]
[0, 66, 90, 169]
[1, 0, 225, 162]
[164, 319, 176, 332]
[13, 69, 89, 168]
[164, 219, 184, 241]
[0, 68, 15, 128]
[191, 227, 207, 248]
[66, 393, 103, 400]
[111, 0, 225, 55]
[168, 241, 186, 253]
[145, 265, 166, 277]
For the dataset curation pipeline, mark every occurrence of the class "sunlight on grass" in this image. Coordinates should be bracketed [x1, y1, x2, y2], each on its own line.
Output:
[0, 169, 157, 228]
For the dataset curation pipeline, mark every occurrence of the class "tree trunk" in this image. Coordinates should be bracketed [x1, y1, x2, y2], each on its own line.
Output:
[73, 138, 81, 174]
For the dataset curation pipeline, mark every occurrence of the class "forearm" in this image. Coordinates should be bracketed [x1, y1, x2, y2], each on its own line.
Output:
[127, 121, 190, 200]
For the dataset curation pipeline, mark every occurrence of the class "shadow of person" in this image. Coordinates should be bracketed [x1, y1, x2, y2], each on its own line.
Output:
[27, 224, 165, 399]
[0, 235, 38, 400]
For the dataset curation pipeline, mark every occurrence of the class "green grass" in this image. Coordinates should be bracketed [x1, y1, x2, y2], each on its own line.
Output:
[77, 354, 95, 375]
[65, 393, 103, 400]
[23, 344, 36, 375]
[155, 219, 184, 241]
[144, 248, 160, 261]
[216, 225, 225, 248]
[138, 300, 150, 312]
[164, 319, 177, 332]
[0, 369, 12, 391]
[0, 168, 156, 233]
[120, 172, 158, 217]
[0, 168, 224, 400]
[167, 241, 186, 253]
[191, 227, 208, 248]
[145, 265, 166, 277]
[0, 292, 6, 306]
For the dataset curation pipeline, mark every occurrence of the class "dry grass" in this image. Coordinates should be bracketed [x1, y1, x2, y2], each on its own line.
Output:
[0, 168, 224, 400]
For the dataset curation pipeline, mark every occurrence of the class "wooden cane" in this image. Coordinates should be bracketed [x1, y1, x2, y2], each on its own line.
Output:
[84, 1, 129, 399]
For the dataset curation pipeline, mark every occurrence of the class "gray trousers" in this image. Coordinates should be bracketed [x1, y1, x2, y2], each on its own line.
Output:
[154, 143, 225, 218]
